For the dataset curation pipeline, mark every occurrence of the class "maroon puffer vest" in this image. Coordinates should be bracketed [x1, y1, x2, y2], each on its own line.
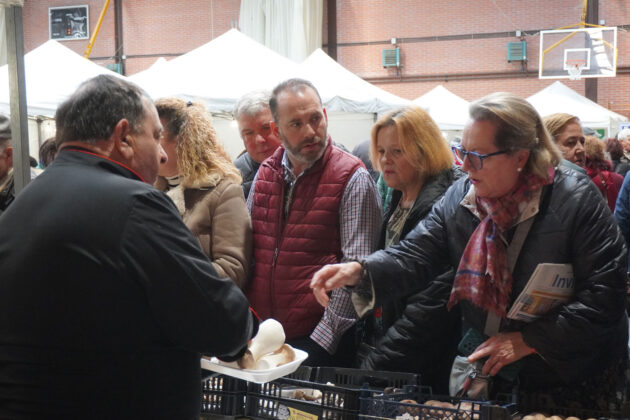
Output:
[247, 140, 363, 339]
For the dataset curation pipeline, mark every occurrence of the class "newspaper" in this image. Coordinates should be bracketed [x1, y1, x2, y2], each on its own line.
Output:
[507, 263, 573, 322]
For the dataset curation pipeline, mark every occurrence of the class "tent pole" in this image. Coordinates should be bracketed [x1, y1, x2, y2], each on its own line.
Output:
[5, 4, 29, 194]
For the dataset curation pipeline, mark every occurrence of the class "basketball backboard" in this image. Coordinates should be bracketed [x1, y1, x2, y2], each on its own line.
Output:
[539, 26, 617, 79]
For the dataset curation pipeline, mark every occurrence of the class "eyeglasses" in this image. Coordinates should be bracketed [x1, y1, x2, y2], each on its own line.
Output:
[452, 145, 509, 170]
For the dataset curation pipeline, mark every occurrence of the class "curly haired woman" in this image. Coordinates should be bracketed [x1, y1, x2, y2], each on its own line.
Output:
[155, 98, 251, 288]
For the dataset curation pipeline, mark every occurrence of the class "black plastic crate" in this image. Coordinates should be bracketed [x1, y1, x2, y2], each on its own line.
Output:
[201, 373, 248, 415]
[516, 392, 630, 420]
[315, 367, 421, 390]
[247, 368, 419, 419]
[360, 391, 516, 420]
[200, 365, 313, 416]
[201, 389, 246, 416]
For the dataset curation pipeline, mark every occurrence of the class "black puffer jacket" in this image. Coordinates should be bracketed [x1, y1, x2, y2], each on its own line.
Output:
[362, 167, 628, 388]
[360, 167, 463, 392]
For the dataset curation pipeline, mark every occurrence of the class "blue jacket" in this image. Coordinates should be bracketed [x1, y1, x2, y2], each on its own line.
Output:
[614, 172, 630, 271]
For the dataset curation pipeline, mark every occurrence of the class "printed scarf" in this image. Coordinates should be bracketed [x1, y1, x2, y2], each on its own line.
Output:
[447, 167, 554, 317]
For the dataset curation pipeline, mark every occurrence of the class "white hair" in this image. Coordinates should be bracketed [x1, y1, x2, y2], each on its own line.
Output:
[233, 90, 271, 120]
[618, 128, 630, 141]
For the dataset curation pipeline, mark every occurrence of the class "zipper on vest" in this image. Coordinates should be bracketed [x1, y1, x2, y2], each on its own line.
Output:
[272, 247, 279, 267]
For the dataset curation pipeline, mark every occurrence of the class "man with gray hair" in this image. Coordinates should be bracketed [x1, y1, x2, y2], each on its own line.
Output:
[0, 75, 257, 418]
[0, 114, 14, 213]
[233, 90, 282, 199]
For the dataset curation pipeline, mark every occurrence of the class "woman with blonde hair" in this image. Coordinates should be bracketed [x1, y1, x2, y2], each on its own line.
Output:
[155, 98, 251, 288]
[313, 93, 627, 409]
[359, 106, 463, 392]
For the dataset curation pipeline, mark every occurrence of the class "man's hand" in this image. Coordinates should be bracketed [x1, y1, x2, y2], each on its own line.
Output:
[310, 262, 363, 307]
[467, 331, 535, 376]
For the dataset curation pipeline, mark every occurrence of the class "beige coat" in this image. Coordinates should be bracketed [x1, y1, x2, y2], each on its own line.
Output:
[156, 176, 252, 288]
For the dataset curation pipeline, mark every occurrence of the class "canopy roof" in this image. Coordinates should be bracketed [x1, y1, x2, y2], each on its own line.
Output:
[527, 81, 627, 133]
[6, 30, 418, 118]
[0, 40, 122, 117]
[129, 29, 299, 112]
[413, 85, 470, 130]
[299, 48, 410, 114]
[131, 31, 410, 114]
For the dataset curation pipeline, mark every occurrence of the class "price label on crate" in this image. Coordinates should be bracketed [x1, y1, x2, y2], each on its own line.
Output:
[277, 404, 319, 420]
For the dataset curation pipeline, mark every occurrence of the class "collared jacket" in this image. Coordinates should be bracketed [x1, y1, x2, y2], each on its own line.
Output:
[234, 151, 260, 200]
[155, 176, 252, 288]
[361, 167, 628, 388]
[0, 148, 257, 419]
[247, 141, 362, 339]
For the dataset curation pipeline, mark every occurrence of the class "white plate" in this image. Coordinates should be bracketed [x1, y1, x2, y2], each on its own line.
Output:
[200, 347, 308, 384]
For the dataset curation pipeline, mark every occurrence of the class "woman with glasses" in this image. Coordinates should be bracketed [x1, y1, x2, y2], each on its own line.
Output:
[357, 106, 463, 393]
[311, 93, 627, 409]
[154, 98, 252, 288]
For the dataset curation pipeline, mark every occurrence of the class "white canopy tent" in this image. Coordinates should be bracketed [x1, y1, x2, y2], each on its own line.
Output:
[130, 31, 412, 156]
[130, 56, 168, 81]
[412, 85, 470, 131]
[0, 39, 123, 118]
[129, 29, 300, 112]
[527, 81, 628, 136]
[0, 39, 121, 156]
[298, 48, 411, 114]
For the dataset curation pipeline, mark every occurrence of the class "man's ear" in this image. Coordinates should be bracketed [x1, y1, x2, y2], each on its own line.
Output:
[270, 120, 280, 137]
[323, 107, 328, 123]
[113, 119, 133, 160]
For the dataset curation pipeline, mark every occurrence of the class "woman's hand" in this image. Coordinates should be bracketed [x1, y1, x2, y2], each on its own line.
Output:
[467, 331, 535, 376]
[310, 262, 363, 307]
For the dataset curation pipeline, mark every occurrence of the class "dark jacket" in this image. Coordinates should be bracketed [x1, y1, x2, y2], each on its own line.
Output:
[247, 141, 362, 339]
[362, 167, 628, 389]
[234, 151, 260, 200]
[612, 158, 630, 178]
[0, 148, 257, 419]
[0, 170, 14, 214]
[351, 139, 379, 182]
[360, 167, 463, 393]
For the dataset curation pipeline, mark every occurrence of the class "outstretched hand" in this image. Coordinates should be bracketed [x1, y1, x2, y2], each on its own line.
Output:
[310, 262, 362, 307]
[467, 331, 535, 376]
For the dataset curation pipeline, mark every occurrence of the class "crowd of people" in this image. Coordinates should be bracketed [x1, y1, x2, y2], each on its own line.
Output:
[0, 74, 629, 416]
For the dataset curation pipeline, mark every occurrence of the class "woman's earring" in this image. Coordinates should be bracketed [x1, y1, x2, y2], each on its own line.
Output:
[517, 167, 522, 172]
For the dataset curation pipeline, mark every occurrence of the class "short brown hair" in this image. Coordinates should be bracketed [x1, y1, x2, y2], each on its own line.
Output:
[605, 138, 624, 161]
[584, 135, 610, 171]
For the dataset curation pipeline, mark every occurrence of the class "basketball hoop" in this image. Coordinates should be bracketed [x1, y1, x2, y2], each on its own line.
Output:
[566, 59, 586, 80]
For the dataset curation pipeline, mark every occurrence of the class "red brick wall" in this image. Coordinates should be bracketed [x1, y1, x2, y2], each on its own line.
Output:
[23, 0, 117, 66]
[19, 0, 630, 118]
[329, 0, 630, 118]
[22, 0, 240, 74]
